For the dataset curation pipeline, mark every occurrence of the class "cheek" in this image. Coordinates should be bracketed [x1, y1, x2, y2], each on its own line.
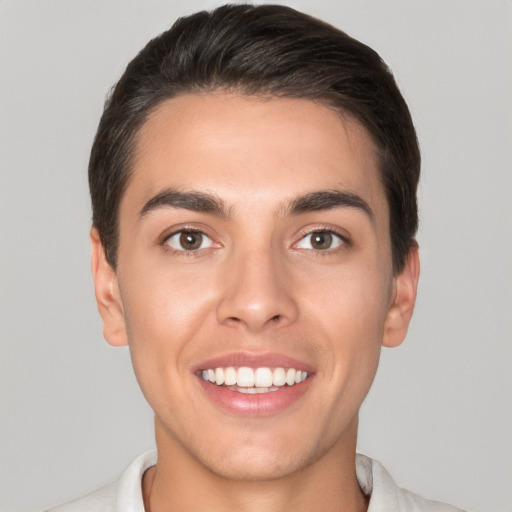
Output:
[118, 264, 219, 376]
[121, 258, 215, 329]
[118, 271, 216, 417]
[308, 265, 390, 388]
[301, 258, 391, 331]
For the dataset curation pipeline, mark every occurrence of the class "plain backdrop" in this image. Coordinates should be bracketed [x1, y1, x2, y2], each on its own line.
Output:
[0, 1, 510, 511]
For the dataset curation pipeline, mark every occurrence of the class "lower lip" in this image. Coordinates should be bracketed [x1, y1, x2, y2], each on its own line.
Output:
[197, 376, 313, 417]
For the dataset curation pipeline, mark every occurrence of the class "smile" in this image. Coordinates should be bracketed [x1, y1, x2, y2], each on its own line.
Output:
[195, 353, 314, 416]
[201, 366, 309, 393]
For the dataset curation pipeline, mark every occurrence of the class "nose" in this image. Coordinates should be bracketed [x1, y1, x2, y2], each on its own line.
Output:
[216, 247, 299, 332]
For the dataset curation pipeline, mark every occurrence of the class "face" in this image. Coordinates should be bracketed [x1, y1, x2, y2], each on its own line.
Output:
[92, 93, 418, 481]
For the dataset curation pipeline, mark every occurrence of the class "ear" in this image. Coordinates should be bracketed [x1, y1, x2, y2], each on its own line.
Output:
[90, 228, 128, 347]
[382, 245, 420, 348]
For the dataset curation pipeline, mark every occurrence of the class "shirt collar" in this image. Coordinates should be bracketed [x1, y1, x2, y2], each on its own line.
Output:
[115, 450, 400, 512]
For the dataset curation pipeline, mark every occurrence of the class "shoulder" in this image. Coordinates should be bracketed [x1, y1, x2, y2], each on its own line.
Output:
[397, 487, 468, 512]
[44, 483, 116, 512]
[356, 454, 468, 512]
[44, 451, 157, 512]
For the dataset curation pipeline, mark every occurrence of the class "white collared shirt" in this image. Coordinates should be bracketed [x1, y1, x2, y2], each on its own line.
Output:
[46, 451, 466, 512]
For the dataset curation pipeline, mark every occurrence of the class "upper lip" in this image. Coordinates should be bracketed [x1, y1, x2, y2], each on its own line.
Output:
[192, 351, 315, 374]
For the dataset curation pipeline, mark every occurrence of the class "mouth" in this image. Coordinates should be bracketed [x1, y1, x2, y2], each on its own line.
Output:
[195, 354, 314, 416]
[200, 366, 308, 394]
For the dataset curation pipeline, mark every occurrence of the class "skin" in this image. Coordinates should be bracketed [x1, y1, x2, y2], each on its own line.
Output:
[91, 93, 419, 512]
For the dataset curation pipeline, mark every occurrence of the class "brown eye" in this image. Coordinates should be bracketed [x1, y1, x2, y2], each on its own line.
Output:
[295, 230, 344, 251]
[310, 232, 333, 250]
[165, 230, 213, 251]
[179, 231, 202, 250]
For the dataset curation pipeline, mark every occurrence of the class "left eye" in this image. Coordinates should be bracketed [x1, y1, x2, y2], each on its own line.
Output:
[164, 230, 214, 251]
[295, 230, 345, 251]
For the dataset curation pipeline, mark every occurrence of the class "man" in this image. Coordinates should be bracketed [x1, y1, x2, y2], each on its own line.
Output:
[49, 4, 464, 511]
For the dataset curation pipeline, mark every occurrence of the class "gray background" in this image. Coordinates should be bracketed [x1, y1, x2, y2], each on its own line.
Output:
[1, 1, 510, 511]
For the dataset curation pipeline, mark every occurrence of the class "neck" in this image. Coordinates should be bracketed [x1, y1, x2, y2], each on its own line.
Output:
[142, 418, 369, 512]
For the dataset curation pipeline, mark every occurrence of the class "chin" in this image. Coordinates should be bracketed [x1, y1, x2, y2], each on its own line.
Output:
[201, 449, 310, 482]
[194, 426, 339, 483]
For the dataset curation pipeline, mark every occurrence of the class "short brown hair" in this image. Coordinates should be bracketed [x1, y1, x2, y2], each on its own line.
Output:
[89, 3, 420, 273]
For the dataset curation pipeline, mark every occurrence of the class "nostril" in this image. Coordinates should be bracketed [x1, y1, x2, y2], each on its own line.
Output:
[224, 314, 282, 327]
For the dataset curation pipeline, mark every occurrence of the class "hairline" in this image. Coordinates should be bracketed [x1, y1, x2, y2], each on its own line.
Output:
[98, 88, 397, 273]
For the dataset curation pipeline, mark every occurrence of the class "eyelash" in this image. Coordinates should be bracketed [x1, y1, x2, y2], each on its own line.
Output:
[294, 226, 350, 253]
[160, 225, 350, 256]
[161, 226, 216, 255]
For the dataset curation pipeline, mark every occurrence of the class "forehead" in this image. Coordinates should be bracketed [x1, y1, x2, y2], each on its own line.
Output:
[124, 93, 386, 220]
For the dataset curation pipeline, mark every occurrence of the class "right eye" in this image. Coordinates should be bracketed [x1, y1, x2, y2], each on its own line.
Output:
[294, 230, 346, 251]
[164, 230, 214, 251]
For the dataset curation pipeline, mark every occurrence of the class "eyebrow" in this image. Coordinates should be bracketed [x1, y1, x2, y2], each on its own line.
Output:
[288, 190, 375, 222]
[139, 188, 228, 219]
[138, 187, 374, 223]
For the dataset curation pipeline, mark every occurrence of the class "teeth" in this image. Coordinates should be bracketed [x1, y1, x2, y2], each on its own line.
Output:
[237, 367, 255, 387]
[215, 367, 224, 385]
[201, 366, 309, 390]
[272, 367, 286, 386]
[233, 386, 280, 394]
[255, 367, 273, 387]
[224, 367, 237, 386]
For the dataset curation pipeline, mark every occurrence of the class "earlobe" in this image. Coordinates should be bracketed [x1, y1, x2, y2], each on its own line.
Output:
[90, 228, 128, 347]
[382, 245, 420, 348]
